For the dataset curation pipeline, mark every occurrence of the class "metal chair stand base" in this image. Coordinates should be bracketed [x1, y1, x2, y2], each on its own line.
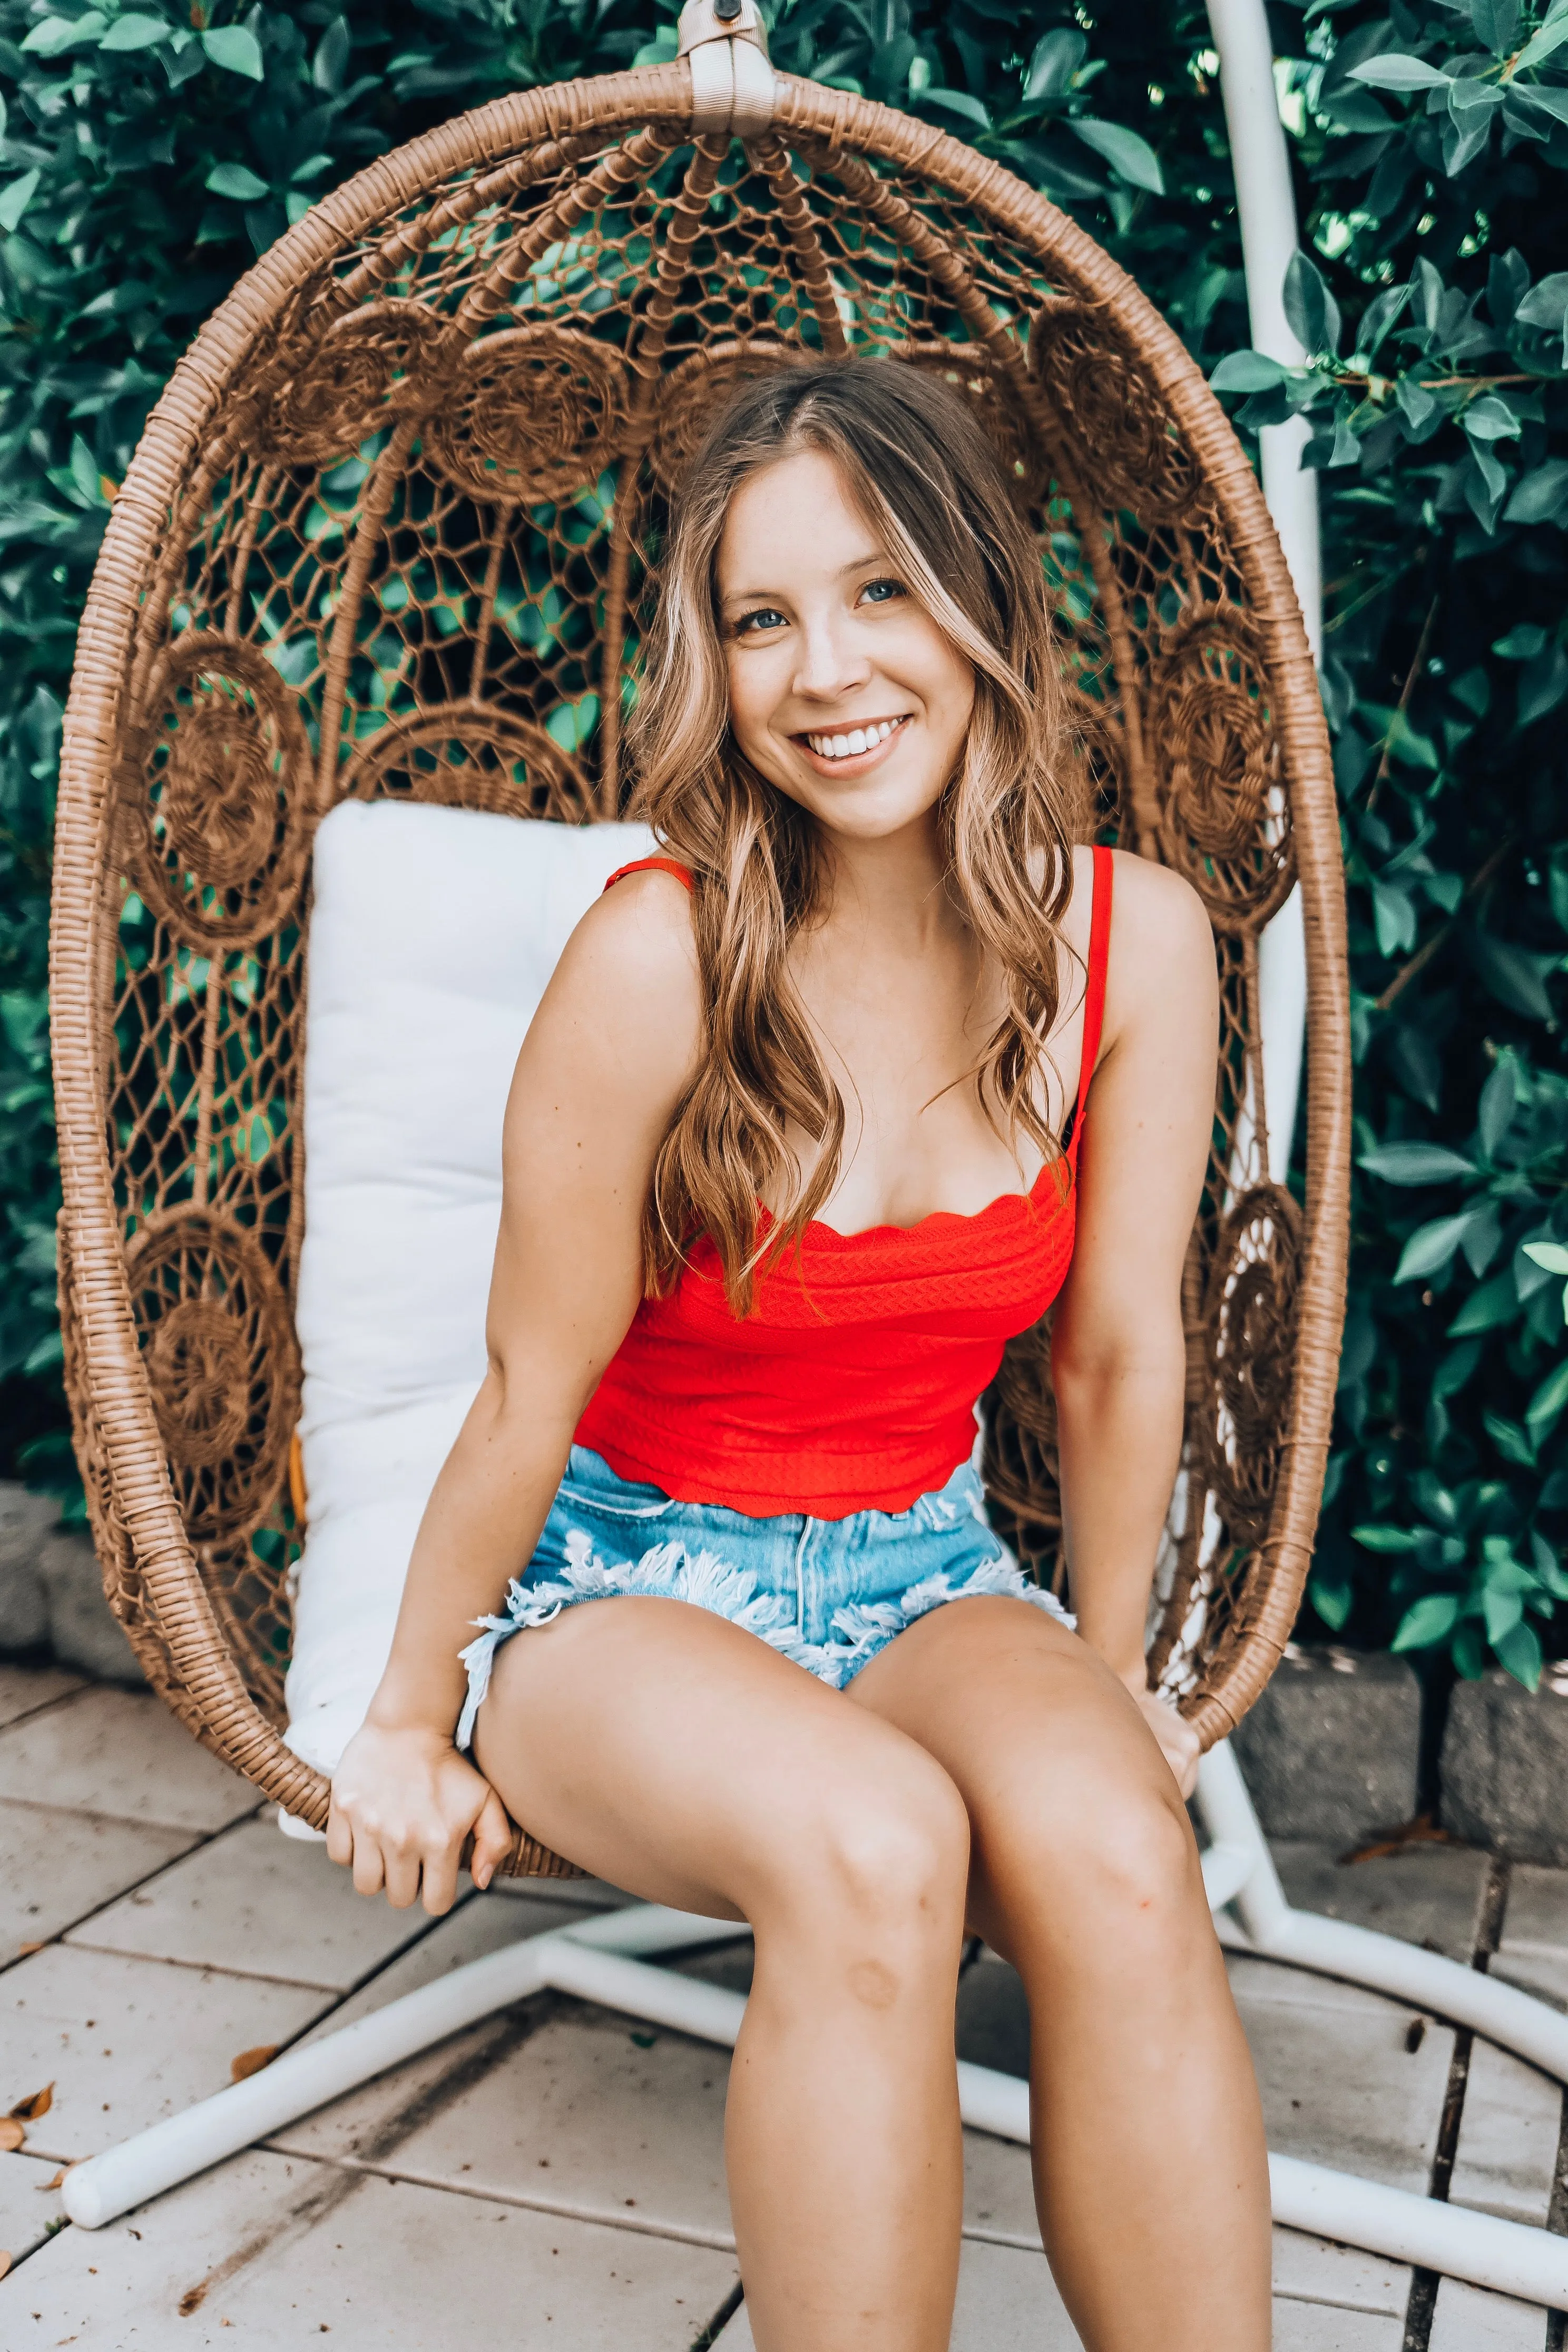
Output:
[61, 1744, 1568, 2311]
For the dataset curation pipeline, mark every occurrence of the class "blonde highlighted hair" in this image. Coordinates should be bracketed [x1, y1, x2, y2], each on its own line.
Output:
[628, 357, 1085, 1313]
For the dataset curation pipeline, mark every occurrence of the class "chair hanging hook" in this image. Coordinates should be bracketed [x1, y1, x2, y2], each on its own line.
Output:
[677, 0, 776, 141]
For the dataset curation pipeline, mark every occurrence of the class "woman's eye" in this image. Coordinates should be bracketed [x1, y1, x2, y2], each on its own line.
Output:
[859, 577, 905, 607]
[735, 607, 786, 636]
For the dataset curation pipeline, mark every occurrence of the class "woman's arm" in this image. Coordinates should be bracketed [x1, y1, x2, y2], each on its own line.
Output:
[326, 871, 701, 1913]
[1048, 852, 1219, 1796]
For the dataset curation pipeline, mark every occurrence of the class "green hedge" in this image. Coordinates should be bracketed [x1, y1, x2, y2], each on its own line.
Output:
[3, 0, 1565, 1689]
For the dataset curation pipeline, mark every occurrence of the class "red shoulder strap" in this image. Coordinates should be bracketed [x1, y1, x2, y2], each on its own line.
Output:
[603, 856, 694, 895]
[1068, 845, 1113, 1161]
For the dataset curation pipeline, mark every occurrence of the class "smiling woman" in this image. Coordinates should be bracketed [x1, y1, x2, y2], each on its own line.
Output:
[326, 356, 1271, 2352]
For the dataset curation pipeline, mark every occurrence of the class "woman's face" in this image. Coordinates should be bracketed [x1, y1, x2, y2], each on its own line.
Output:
[714, 448, 975, 846]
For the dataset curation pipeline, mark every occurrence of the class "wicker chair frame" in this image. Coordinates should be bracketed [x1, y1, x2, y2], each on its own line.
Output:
[50, 48, 1349, 1878]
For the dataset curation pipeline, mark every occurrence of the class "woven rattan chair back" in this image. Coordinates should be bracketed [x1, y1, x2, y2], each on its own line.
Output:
[51, 40, 1349, 1875]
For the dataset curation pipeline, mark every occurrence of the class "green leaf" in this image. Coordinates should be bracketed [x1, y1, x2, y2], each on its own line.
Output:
[1308, 1569, 1354, 1629]
[0, 171, 41, 237]
[1523, 1242, 1568, 1276]
[99, 12, 171, 50]
[1526, 1355, 1568, 1441]
[1494, 1617, 1543, 1691]
[1357, 1141, 1476, 1184]
[920, 87, 993, 132]
[201, 24, 263, 79]
[1283, 250, 1342, 357]
[1023, 27, 1085, 103]
[1351, 1524, 1421, 1553]
[1515, 11, 1568, 71]
[1520, 644, 1568, 727]
[1477, 1059, 1517, 1159]
[1395, 1211, 1484, 1284]
[1463, 394, 1523, 442]
[1505, 460, 1568, 525]
[19, 12, 107, 55]
[205, 162, 270, 202]
[1211, 351, 1291, 393]
[1446, 1269, 1521, 1336]
[1391, 1592, 1462, 1649]
[1069, 118, 1163, 194]
[1468, 931, 1560, 1022]
[1471, 0, 1520, 48]
[1484, 1412, 1538, 1468]
[1349, 55, 1452, 91]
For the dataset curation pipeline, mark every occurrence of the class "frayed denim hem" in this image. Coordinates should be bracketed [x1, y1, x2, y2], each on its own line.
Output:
[454, 1522, 1074, 1750]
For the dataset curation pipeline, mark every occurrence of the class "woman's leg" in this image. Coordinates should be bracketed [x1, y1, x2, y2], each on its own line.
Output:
[848, 1596, 1272, 2352]
[473, 1596, 971, 2352]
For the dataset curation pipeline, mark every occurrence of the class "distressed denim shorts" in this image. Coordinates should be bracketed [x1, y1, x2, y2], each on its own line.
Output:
[455, 1442, 1074, 1749]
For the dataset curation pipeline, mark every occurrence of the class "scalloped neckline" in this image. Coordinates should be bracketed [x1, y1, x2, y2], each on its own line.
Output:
[760, 1152, 1073, 1249]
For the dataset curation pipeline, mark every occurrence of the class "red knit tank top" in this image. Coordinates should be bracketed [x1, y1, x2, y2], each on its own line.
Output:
[575, 846, 1114, 1518]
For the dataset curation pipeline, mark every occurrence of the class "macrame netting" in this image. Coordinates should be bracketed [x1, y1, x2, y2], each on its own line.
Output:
[51, 60, 1349, 1874]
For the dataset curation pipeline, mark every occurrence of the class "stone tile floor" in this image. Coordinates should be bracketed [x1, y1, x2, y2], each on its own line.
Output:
[1, 1659, 1565, 2348]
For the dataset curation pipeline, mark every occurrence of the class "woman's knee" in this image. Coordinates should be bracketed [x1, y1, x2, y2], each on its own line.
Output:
[992, 1765, 1201, 1938]
[760, 1746, 971, 1958]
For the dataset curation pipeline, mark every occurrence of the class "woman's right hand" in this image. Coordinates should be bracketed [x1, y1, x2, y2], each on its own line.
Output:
[327, 1718, 515, 1916]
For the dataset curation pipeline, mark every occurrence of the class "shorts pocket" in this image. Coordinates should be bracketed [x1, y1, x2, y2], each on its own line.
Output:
[556, 1445, 676, 1523]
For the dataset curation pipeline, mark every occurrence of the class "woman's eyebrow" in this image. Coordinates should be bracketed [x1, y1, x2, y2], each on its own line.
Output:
[719, 551, 888, 608]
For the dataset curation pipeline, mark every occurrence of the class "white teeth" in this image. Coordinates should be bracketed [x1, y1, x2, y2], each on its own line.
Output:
[806, 718, 904, 760]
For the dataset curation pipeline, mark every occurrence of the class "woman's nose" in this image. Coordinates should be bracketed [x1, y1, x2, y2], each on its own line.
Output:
[791, 614, 870, 702]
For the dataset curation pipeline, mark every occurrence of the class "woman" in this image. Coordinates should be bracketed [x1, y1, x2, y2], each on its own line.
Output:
[327, 359, 1272, 2350]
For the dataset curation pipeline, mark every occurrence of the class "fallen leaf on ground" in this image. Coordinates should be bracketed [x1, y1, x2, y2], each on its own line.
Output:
[0, 2251, 10, 2280]
[15, 1942, 44, 1958]
[9, 2085, 54, 2122]
[37, 2165, 76, 2192]
[230, 2046, 278, 2083]
[0, 2120, 25, 2152]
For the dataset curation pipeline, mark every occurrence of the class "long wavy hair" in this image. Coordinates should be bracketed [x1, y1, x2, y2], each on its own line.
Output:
[628, 357, 1086, 1313]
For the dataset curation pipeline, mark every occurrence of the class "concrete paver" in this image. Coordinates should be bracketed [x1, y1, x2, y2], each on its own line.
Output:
[0, 1684, 257, 1832]
[0, 2148, 72, 2270]
[0, 1797, 194, 1967]
[0, 1664, 1564, 2348]
[1494, 1864, 1568, 2010]
[1427, 2276, 1548, 2349]
[281, 1998, 735, 2245]
[68, 1815, 435, 1990]
[1228, 1954, 1456, 2191]
[0, 1660, 83, 1730]
[3, 1942, 332, 2162]
[1271, 1838, 1491, 1962]
[4, 2145, 741, 2348]
[1448, 2035, 1561, 2226]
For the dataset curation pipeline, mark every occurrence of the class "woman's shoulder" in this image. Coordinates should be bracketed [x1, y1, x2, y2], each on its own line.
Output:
[542, 858, 702, 1083]
[1096, 845, 1217, 1037]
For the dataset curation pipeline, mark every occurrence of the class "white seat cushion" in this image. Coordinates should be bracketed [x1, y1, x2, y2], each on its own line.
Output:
[282, 800, 654, 1788]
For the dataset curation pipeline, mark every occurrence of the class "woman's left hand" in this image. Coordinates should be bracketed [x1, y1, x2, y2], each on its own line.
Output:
[1126, 1680, 1201, 1799]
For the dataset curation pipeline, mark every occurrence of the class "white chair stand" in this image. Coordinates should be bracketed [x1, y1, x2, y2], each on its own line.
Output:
[61, 1738, 1568, 2311]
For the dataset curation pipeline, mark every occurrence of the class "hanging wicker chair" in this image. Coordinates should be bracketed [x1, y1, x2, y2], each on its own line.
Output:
[49, 3, 1349, 1879]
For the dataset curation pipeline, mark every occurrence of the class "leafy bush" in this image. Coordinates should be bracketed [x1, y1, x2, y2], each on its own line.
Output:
[3, 0, 1564, 1697]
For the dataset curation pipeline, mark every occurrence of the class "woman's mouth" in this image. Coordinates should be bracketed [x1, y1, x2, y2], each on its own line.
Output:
[795, 715, 909, 773]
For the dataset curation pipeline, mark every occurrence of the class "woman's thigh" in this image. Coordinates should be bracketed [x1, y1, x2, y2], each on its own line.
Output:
[844, 1595, 1202, 1948]
[472, 1594, 964, 1924]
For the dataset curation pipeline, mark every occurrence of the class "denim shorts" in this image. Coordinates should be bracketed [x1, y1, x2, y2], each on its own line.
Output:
[454, 1443, 1074, 1749]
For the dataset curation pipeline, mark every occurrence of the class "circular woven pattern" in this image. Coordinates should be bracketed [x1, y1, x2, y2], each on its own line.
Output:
[888, 340, 1047, 508]
[258, 298, 456, 467]
[126, 1209, 299, 1549]
[1198, 1183, 1304, 1550]
[344, 701, 590, 821]
[1029, 297, 1200, 525]
[646, 339, 807, 493]
[132, 634, 312, 951]
[1150, 610, 1295, 935]
[425, 325, 631, 504]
